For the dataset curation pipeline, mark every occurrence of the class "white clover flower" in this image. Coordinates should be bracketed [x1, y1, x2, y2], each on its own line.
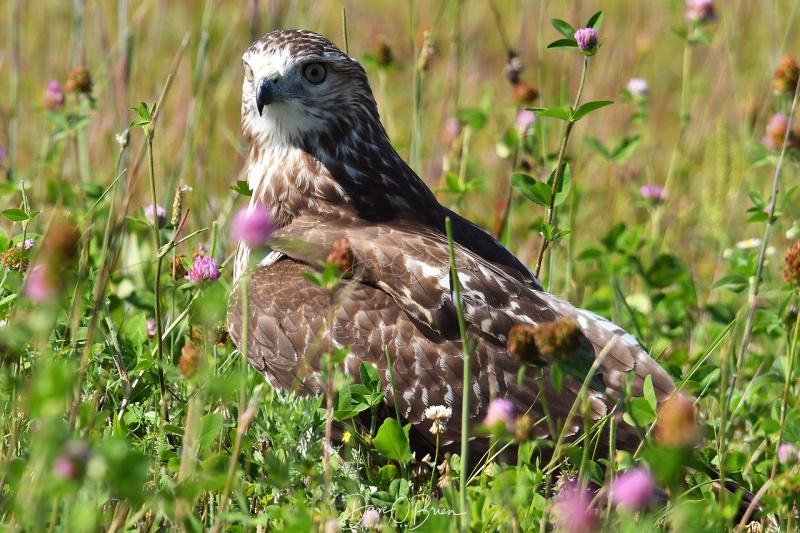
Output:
[627, 78, 649, 98]
[361, 509, 381, 529]
[424, 405, 452, 435]
[736, 238, 762, 250]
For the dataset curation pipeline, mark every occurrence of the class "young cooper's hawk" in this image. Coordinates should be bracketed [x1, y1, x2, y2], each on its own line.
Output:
[227, 29, 676, 459]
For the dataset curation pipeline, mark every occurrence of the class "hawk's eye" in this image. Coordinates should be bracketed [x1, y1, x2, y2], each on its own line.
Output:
[243, 63, 254, 82]
[303, 63, 327, 84]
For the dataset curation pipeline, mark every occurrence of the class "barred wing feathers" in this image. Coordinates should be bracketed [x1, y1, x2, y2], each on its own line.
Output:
[227, 211, 675, 455]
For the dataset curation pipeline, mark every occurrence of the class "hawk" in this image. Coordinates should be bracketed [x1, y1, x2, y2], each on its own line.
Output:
[227, 29, 676, 460]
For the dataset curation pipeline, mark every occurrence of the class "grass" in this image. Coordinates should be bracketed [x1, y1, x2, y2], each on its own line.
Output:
[1, 0, 800, 531]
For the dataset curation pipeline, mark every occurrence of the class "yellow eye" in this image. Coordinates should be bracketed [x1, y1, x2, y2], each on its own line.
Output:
[243, 62, 254, 82]
[302, 62, 327, 84]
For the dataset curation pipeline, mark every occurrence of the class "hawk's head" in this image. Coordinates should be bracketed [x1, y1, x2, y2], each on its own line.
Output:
[241, 29, 380, 149]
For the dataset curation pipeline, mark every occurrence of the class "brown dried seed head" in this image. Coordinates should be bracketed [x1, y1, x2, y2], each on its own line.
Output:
[773, 55, 800, 95]
[417, 30, 434, 71]
[514, 414, 535, 442]
[179, 342, 200, 379]
[375, 40, 394, 67]
[511, 82, 539, 105]
[43, 221, 80, 262]
[508, 318, 583, 365]
[168, 254, 188, 280]
[1, 246, 30, 272]
[507, 324, 544, 365]
[654, 393, 700, 448]
[65, 67, 93, 95]
[784, 241, 800, 286]
[171, 183, 185, 226]
[533, 318, 583, 361]
[327, 238, 355, 274]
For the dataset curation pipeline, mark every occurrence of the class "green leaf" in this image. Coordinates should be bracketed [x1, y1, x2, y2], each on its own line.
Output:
[586, 11, 604, 30]
[550, 363, 563, 393]
[584, 136, 610, 158]
[444, 172, 466, 194]
[456, 108, 487, 131]
[645, 254, 684, 288]
[547, 163, 572, 207]
[577, 247, 604, 261]
[547, 38, 578, 50]
[1, 209, 31, 222]
[532, 106, 570, 121]
[123, 314, 149, 348]
[199, 413, 223, 452]
[550, 18, 576, 38]
[333, 386, 367, 420]
[230, 180, 252, 197]
[373, 418, 412, 463]
[643, 375, 657, 412]
[511, 172, 551, 207]
[610, 136, 641, 164]
[746, 211, 769, 223]
[359, 361, 381, 392]
[540, 221, 555, 240]
[572, 100, 614, 121]
[712, 274, 749, 293]
[780, 186, 798, 208]
[375, 464, 398, 487]
[623, 397, 657, 426]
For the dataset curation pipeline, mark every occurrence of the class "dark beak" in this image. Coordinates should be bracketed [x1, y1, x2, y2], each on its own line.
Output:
[256, 77, 274, 116]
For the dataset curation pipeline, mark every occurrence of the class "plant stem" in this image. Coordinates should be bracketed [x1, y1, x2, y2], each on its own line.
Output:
[214, 385, 264, 533]
[341, 7, 349, 55]
[770, 291, 800, 479]
[734, 73, 800, 386]
[534, 56, 590, 278]
[146, 130, 169, 426]
[445, 217, 472, 532]
[660, 39, 693, 247]
[8, 0, 20, 181]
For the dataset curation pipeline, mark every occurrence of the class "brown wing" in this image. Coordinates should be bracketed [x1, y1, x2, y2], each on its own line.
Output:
[270, 212, 675, 403]
[228, 258, 611, 458]
[228, 212, 676, 456]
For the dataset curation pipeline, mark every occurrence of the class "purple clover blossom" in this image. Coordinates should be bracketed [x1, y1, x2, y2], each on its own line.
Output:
[24, 264, 55, 303]
[484, 398, 516, 431]
[52, 441, 92, 481]
[231, 205, 274, 247]
[516, 109, 536, 132]
[145, 203, 167, 228]
[146, 320, 156, 342]
[763, 113, 791, 151]
[640, 184, 666, 204]
[778, 443, 799, 465]
[52, 455, 80, 480]
[611, 468, 657, 511]
[444, 117, 463, 142]
[552, 484, 600, 533]
[44, 80, 65, 112]
[574, 28, 599, 53]
[0, 145, 6, 166]
[685, 0, 717, 24]
[23, 238, 34, 250]
[186, 255, 221, 285]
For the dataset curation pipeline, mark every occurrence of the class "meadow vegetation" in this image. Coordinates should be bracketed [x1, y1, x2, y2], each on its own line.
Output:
[1, 0, 800, 530]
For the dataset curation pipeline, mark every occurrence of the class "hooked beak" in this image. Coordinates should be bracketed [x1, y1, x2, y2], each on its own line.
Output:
[256, 77, 274, 116]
